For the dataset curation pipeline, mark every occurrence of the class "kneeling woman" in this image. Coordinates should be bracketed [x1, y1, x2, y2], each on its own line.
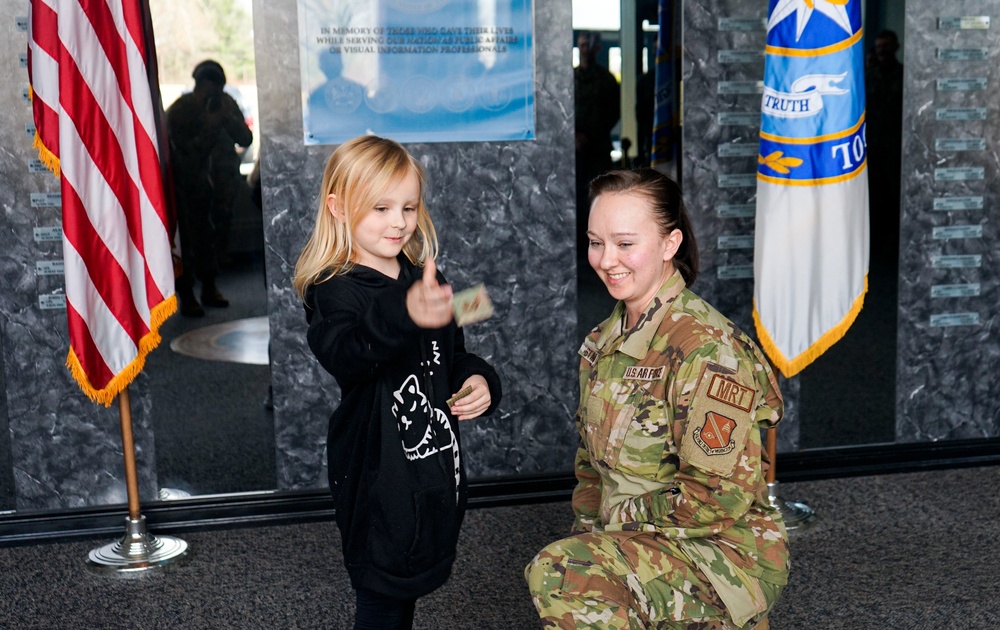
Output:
[526, 169, 788, 629]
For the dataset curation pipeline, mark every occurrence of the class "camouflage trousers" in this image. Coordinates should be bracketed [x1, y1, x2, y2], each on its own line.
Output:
[524, 531, 780, 629]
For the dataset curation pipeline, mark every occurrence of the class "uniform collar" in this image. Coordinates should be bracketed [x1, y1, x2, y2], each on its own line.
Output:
[595, 271, 687, 360]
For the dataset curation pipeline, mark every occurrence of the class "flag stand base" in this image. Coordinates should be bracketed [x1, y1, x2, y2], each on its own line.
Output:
[767, 481, 817, 531]
[86, 515, 188, 574]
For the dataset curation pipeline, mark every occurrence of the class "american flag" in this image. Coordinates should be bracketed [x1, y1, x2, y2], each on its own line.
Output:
[28, 0, 176, 406]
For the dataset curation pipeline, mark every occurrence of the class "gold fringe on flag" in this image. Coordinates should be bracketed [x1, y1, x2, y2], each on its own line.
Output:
[752, 275, 868, 378]
[32, 132, 60, 178]
[66, 295, 178, 406]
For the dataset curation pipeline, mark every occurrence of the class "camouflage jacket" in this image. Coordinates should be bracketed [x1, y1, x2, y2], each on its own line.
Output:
[573, 271, 789, 586]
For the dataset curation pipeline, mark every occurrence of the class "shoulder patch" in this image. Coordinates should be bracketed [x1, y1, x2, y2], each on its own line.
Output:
[705, 373, 754, 412]
[679, 366, 757, 477]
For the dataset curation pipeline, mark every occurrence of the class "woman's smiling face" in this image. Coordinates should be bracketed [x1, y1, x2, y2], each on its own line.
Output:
[586, 191, 681, 321]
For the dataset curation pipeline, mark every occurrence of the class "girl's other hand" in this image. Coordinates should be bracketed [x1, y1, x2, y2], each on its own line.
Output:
[450, 374, 491, 420]
[406, 257, 453, 328]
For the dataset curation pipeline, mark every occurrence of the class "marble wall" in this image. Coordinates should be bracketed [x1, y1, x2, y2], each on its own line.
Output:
[0, 3, 158, 512]
[897, 2, 1000, 440]
[257, 0, 580, 490]
[681, 0, 799, 451]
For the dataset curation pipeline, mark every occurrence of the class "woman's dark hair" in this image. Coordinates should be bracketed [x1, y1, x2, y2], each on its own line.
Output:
[589, 167, 700, 286]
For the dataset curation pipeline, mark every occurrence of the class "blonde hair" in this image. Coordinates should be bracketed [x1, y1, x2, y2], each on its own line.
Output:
[293, 135, 439, 300]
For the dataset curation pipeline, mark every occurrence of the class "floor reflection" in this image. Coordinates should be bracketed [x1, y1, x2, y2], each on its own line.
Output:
[145, 256, 276, 499]
[170, 316, 269, 366]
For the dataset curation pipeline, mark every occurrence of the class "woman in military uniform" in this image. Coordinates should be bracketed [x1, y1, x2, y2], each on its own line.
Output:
[526, 168, 788, 629]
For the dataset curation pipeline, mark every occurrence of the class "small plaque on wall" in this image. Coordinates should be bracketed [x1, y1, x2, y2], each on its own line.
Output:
[717, 18, 766, 32]
[717, 265, 754, 280]
[16, 16, 28, 31]
[938, 16, 990, 30]
[718, 112, 759, 127]
[38, 293, 66, 311]
[716, 203, 756, 219]
[937, 48, 989, 61]
[29, 158, 49, 173]
[932, 224, 983, 240]
[717, 173, 757, 188]
[933, 196, 983, 210]
[937, 77, 987, 91]
[929, 312, 980, 327]
[717, 81, 764, 95]
[717, 143, 759, 158]
[934, 167, 984, 181]
[937, 77, 986, 92]
[33, 226, 62, 242]
[718, 50, 764, 64]
[931, 254, 982, 268]
[30, 192, 62, 207]
[717, 234, 754, 250]
[19, 52, 27, 68]
[936, 107, 987, 121]
[931, 283, 980, 298]
[35, 260, 65, 276]
[25, 122, 36, 137]
[935, 138, 986, 152]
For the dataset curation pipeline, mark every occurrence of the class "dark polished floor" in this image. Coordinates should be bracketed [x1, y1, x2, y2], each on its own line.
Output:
[1, 465, 998, 629]
[144, 254, 276, 499]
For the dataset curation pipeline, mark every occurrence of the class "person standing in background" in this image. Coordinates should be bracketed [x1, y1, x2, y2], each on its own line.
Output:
[574, 31, 620, 256]
[166, 60, 252, 317]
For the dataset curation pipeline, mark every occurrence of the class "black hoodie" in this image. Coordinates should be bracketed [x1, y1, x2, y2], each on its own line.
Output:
[305, 255, 501, 599]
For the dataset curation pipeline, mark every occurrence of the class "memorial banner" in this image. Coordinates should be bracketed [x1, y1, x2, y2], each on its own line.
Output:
[753, 0, 869, 377]
[298, 0, 534, 144]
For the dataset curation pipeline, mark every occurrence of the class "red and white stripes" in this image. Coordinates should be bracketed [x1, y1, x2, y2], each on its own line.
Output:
[28, 0, 175, 405]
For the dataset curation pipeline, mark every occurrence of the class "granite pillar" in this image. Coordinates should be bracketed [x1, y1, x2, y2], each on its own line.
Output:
[897, 3, 1000, 441]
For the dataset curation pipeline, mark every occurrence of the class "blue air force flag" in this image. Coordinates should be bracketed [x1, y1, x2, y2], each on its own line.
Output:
[753, 0, 869, 377]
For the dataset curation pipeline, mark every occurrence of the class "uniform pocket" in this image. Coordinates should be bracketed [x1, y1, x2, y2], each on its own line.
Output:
[584, 394, 632, 467]
[585, 383, 669, 477]
[616, 385, 671, 478]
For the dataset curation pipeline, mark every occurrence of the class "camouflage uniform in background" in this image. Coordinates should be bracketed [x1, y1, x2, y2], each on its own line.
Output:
[526, 272, 789, 629]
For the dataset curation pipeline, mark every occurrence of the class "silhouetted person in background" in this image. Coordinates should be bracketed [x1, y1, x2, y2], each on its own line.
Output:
[574, 31, 620, 255]
[865, 30, 903, 267]
[167, 60, 252, 317]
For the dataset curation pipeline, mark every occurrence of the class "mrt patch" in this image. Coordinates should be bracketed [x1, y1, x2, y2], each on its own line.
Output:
[680, 367, 757, 477]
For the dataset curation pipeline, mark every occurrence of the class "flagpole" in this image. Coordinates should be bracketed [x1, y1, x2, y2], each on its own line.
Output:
[87, 386, 189, 573]
[765, 426, 817, 532]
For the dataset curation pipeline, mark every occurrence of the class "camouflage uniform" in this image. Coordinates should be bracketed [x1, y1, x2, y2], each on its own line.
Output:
[526, 272, 788, 629]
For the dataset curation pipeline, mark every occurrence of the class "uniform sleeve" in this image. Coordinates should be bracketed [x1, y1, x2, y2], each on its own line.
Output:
[571, 431, 601, 533]
[665, 350, 764, 536]
[571, 350, 601, 534]
[609, 350, 766, 538]
[306, 278, 421, 381]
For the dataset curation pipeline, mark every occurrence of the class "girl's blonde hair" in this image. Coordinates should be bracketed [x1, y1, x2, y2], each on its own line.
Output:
[293, 135, 439, 300]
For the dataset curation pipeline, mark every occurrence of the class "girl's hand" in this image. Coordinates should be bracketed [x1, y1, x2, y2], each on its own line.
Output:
[450, 374, 491, 421]
[406, 257, 453, 328]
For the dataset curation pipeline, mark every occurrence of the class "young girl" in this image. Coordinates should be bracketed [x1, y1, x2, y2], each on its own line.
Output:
[293, 135, 502, 629]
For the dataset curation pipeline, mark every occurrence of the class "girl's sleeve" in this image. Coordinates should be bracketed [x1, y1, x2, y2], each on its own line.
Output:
[306, 279, 421, 380]
[449, 324, 502, 416]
